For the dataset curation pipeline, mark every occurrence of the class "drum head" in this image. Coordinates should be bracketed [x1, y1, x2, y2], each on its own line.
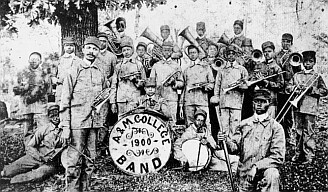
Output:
[181, 139, 211, 172]
[109, 113, 172, 176]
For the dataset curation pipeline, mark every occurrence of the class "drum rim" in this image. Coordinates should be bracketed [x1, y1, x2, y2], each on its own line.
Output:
[109, 112, 172, 176]
[181, 138, 212, 172]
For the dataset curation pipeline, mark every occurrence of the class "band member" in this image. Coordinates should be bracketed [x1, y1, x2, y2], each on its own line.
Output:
[159, 25, 182, 59]
[1, 104, 63, 184]
[135, 77, 170, 118]
[15, 52, 50, 148]
[218, 88, 285, 192]
[195, 22, 210, 53]
[59, 36, 107, 191]
[150, 41, 184, 126]
[55, 37, 79, 104]
[97, 32, 117, 78]
[275, 33, 295, 145]
[230, 20, 246, 48]
[110, 37, 146, 118]
[173, 109, 217, 168]
[182, 45, 214, 130]
[211, 44, 248, 138]
[249, 41, 284, 118]
[286, 51, 328, 164]
[136, 42, 153, 78]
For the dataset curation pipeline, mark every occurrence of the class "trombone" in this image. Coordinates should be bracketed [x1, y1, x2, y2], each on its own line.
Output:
[275, 73, 319, 122]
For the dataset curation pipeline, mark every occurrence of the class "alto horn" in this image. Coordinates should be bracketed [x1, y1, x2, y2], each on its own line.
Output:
[140, 27, 163, 46]
[179, 26, 207, 59]
[218, 33, 230, 45]
[289, 52, 303, 67]
[252, 49, 263, 63]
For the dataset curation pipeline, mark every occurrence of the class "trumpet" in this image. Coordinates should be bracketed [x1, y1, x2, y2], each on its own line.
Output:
[93, 88, 115, 113]
[246, 71, 286, 87]
[290, 74, 319, 107]
[223, 79, 246, 93]
[187, 82, 212, 92]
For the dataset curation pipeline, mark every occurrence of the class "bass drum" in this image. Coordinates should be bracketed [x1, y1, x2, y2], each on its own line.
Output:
[181, 138, 211, 172]
[109, 112, 172, 176]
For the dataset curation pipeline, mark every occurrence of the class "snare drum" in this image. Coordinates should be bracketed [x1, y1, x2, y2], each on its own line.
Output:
[109, 112, 172, 176]
[181, 138, 211, 171]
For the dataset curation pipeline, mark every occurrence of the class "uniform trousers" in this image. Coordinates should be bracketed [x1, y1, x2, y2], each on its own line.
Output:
[61, 129, 97, 192]
[215, 107, 241, 138]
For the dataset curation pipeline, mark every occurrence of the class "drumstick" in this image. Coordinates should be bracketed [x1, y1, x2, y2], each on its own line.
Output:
[195, 139, 202, 171]
[217, 115, 237, 192]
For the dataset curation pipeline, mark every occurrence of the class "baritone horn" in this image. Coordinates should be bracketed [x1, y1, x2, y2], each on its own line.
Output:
[179, 26, 207, 59]
[104, 19, 123, 56]
[218, 33, 230, 45]
[252, 49, 263, 62]
[140, 27, 164, 59]
[289, 52, 303, 67]
[214, 57, 225, 68]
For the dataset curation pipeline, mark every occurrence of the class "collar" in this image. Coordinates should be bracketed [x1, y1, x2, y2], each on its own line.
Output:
[62, 52, 75, 58]
[190, 58, 201, 66]
[82, 58, 98, 69]
[234, 33, 243, 38]
[254, 112, 269, 122]
[163, 57, 173, 63]
[122, 57, 134, 64]
[304, 69, 314, 74]
[197, 34, 206, 39]
[100, 48, 107, 54]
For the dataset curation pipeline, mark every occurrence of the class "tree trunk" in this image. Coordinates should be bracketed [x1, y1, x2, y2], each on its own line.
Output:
[56, 1, 98, 57]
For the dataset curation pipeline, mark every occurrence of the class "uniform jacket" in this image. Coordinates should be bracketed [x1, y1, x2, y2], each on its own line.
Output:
[150, 58, 184, 103]
[174, 123, 216, 162]
[182, 59, 214, 106]
[60, 58, 106, 129]
[214, 61, 249, 109]
[249, 60, 284, 105]
[97, 49, 117, 79]
[135, 94, 170, 118]
[230, 34, 246, 48]
[27, 120, 63, 162]
[227, 115, 285, 177]
[286, 70, 328, 115]
[196, 36, 210, 52]
[110, 58, 146, 103]
[275, 49, 294, 85]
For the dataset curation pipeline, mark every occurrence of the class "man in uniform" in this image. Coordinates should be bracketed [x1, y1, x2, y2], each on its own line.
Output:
[210, 44, 248, 138]
[230, 20, 247, 48]
[150, 41, 184, 127]
[195, 21, 210, 53]
[15, 52, 50, 148]
[110, 37, 146, 118]
[218, 89, 285, 192]
[286, 51, 328, 164]
[1, 104, 63, 184]
[159, 25, 182, 60]
[249, 41, 284, 118]
[55, 37, 79, 104]
[182, 45, 214, 130]
[136, 42, 153, 78]
[59, 36, 107, 192]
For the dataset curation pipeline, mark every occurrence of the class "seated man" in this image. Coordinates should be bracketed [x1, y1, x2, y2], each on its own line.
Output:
[135, 77, 170, 119]
[173, 109, 217, 170]
[0, 104, 64, 184]
[218, 89, 285, 192]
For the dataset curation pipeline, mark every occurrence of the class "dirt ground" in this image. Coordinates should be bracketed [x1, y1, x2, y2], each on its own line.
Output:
[1, 98, 328, 192]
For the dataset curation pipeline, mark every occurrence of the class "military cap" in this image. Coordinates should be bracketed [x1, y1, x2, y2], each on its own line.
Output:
[160, 25, 170, 32]
[145, 77, 156, 87]
[162, 41, 174, 48]
[282, 33, 293, 42]
[63, 37, 76, 45]
[136, 42, 147, 49]
[196, 22, 206, 30]
[302, 50, 316, 60]
[253, 89, 271, 100]
[97, 32, 108, 40]
[242, 38, 253, 47]
[120, 36, 134, 48]
[47, 102, 59, 113]
[233, 20, 244, 29]
[194, 108, 207, 119]
[84, 36, 101, 49]
[226, 43, 242, 53]
[261, 41, 275, 51]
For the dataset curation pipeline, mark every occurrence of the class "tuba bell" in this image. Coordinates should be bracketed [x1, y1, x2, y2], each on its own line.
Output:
[214, 57, 225, 68]
[179, 26, 207, 59]
[251, 49, 263, 63]
[104, 19, 122, 56]
[289, 52, 303, 67]
[140, 27, 164, 60]
[218, 33, 230, 45]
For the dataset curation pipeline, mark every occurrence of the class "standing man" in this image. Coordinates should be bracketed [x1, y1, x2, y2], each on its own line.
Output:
[150, 41, 184, 126]
[110, 37, 146, 118]
[60, 36, 107, 192]
[210, 44, 248, 138]
[218, 89, 285, 192]
[15, 52, 50, 147]
[286, 51, 328, 164]
[182, 45, 214, 129]
[230, 20, 247, 48]
[159, 25, 182, 60]
[136, 42, 153, 78]
[55, 37, 79, 104]
[195, 21, 210, 54]
[249, 41, 284, 118]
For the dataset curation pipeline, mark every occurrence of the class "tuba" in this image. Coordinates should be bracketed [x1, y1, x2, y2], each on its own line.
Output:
[251, 49, 263, 63]
[140, 27, 164, 60]
[179, 27, 207, 59]
[104, 19, 123, 56]
[218, 33, 230, 45]
[213, 57, 225, 68]
[289, 52, 303, 67]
